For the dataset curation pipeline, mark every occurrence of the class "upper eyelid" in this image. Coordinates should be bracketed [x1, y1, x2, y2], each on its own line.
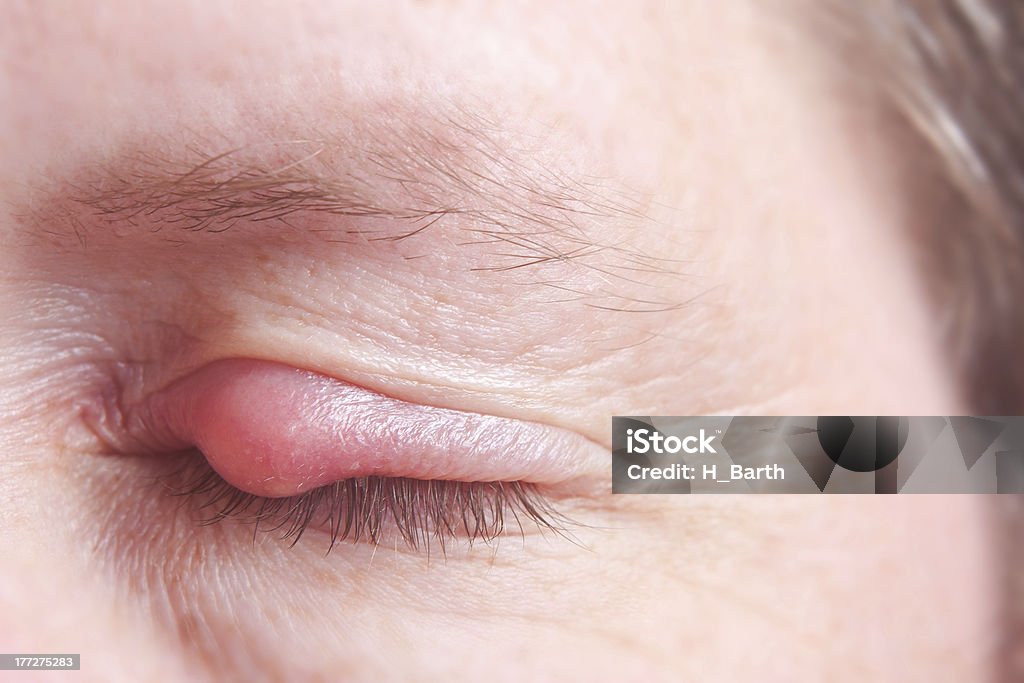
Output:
[119, 358, 609, 499]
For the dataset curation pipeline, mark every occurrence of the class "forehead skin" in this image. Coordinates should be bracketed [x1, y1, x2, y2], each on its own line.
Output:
[0, 0, 958, 438]
[0, 1, 999, 682]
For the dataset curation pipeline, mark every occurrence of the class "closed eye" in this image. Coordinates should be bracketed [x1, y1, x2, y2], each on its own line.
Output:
[84, 358, 604, 557]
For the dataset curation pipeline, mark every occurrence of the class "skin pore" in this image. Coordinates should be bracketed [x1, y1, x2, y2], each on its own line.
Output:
[0, 1, 1001, 681]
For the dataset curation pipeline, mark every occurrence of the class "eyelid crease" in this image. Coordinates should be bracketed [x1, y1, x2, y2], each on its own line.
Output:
[163, 453, 579, 556]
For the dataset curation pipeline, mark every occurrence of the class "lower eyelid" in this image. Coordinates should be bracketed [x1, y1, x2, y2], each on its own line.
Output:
[163, 452, 576, 554]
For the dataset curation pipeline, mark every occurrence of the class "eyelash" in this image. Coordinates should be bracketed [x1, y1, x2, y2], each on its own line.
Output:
[161, 453, 574, 555]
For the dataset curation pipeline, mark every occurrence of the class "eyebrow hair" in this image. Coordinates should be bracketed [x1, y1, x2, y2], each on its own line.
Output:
[24, 111, 686, 313]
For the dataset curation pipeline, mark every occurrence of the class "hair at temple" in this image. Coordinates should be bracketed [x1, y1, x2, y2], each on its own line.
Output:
[808, 0, 1024, 413]
[812, 2, 1024, 679]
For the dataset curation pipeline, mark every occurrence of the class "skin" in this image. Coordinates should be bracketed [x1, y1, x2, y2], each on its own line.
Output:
[0, 1, 1001, 682]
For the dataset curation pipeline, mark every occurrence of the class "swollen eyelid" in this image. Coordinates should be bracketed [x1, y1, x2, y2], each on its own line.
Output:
[105, 358, 603, 554]
[134, 358, 605, 498]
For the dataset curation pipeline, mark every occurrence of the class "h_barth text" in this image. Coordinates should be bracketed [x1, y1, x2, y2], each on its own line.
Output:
[626, 463, 785, 481]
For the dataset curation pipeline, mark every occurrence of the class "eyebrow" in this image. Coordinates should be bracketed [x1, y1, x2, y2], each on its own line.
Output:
[22, 109, 685, 312]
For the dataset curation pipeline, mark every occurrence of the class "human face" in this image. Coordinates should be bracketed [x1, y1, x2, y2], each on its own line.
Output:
[0, 2, 997, 681]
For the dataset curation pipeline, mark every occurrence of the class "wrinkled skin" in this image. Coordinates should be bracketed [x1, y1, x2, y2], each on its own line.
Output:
[0, 2, 998, 682]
